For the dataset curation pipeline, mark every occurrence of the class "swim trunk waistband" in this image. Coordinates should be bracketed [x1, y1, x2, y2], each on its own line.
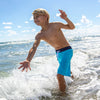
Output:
[56, 46, 72, 53]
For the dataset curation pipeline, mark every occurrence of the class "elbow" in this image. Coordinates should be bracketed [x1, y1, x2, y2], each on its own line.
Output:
[68, 24, 75, 30]
[70, 25, 75, 30]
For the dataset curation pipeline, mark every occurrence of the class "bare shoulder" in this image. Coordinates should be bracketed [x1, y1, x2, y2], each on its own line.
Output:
[35, 32, 44, 40]
[50, 22, 63, 28]
[50, 22, 62, 25]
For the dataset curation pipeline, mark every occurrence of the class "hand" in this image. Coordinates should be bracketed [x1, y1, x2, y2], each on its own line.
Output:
[18, 60, 31, 72]
[59, 9, 67, 19]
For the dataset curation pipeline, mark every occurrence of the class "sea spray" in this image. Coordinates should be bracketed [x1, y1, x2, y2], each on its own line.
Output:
[0, 35, 100, 99]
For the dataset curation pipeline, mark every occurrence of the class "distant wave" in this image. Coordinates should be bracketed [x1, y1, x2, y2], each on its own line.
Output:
[1, 35, 99, 47]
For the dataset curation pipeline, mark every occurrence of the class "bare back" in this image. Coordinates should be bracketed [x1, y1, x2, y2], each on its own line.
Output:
[38, 23, 70, 50]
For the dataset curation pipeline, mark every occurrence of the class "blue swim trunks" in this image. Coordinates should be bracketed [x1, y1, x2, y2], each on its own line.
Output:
[56, 46, 73, 76]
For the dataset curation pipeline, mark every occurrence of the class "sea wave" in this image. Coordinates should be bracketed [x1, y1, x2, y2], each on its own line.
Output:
[0, 50, 99, 100]
[0, 34, 100, 99]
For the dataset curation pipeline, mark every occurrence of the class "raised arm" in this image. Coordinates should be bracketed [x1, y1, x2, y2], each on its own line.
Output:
[18, 33, 41, 72]
[58, 9, 75, 29]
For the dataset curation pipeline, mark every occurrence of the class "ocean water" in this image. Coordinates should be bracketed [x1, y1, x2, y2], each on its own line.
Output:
[0, 34, 100, 100]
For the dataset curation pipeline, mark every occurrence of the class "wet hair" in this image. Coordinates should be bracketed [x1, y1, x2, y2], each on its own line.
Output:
[32, 8, 49, 22]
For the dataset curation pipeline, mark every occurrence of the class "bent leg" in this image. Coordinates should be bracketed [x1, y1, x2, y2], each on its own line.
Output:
[57, 74, 66, 92]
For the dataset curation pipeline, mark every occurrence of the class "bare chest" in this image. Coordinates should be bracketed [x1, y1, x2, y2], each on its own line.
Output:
[42, 29, 58, 41]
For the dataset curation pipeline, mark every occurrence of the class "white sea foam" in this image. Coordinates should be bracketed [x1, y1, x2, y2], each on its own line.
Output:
[0, 35, 100, 100]
[0, 56, 57, 99]
[0, 50, 91, 100]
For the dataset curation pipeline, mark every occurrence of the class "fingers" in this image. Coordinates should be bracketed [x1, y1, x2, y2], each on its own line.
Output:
[59, 9, 62, 12]
[59, 9, 62, 11]
[59, 9, 64, 13]
[26, 67, 28, 72]
[26, 66, 31, 72]
[20, 61, 24, 64]
[18, 64, 25, 72]
[18, 65, 23, 69]
[22, 66, 31, 72]
[18, 66, 31, 72]
[18, 61, 31, 72]
[29, 66, 31, 71]
[59, 9, 66, 15]
[22, 67, 25, 72]
[59, 9, 67, 19]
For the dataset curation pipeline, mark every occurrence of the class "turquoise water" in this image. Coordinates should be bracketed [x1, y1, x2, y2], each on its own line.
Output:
[0, 34, 100, 100]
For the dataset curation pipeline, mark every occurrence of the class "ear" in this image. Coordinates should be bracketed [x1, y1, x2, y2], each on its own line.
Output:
[44, 15, 48, 21]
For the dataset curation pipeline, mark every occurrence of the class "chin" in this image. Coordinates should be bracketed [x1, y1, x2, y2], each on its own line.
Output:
[35, 23, 41, 26]
[36, 24, 41, 26]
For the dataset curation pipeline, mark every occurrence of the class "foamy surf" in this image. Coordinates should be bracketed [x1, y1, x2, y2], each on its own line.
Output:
[0, 35, 100, 100]
[0, 55, 74, 100]
[0, 50, 88, 100]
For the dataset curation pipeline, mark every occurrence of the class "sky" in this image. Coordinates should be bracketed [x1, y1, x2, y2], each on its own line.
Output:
[0, 0, 100, 42]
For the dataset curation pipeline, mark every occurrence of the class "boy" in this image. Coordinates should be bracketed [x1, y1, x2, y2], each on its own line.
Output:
[18, 8, 75, 93]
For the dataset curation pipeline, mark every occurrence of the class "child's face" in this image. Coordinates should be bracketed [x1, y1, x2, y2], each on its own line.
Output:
[33, 14, 47, 26]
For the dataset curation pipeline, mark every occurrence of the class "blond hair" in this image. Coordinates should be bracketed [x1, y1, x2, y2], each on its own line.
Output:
[32, 8, 49, 22]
